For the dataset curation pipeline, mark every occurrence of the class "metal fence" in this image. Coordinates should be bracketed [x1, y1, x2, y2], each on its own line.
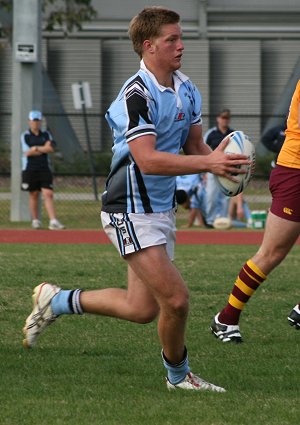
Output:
[0, 173, 271, 230]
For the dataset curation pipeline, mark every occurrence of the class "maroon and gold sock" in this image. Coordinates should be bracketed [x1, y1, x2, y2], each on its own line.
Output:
[218, 259, 267, 325]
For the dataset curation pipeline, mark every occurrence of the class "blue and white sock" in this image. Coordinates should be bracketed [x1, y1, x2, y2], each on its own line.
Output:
[162, 347, 190, 385]
[51, 289, 84, 316]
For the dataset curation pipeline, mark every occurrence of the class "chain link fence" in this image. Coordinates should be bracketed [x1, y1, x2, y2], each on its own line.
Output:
[0, 108, 277, 229]
[0, 172, 271, 230]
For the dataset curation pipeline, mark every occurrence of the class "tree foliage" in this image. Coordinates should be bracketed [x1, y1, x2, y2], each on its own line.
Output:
[43, 0, 97, 33]
[0, 0, 97, 35]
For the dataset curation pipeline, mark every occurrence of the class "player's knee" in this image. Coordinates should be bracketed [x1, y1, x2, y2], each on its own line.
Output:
[43, 189, 53, 200]
[166, 289, 189, 318]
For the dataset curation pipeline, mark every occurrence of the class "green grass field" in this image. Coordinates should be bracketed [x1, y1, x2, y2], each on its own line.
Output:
[1, 243, 299, 425]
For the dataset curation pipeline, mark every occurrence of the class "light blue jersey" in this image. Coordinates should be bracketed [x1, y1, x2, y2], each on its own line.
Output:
[176, 174, 201, 197]
[176, 174, 206, 213]
[102, 60, 202, 214]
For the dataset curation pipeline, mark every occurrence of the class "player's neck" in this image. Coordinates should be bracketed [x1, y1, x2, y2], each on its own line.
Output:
[157, 74, 174, 89]
[219, 125, 228, 134]
[143, 60, 174, 89]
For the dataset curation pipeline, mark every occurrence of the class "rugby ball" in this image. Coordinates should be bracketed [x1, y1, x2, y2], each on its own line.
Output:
[213, 217, 232, 230]
[216, 130, 255, 197]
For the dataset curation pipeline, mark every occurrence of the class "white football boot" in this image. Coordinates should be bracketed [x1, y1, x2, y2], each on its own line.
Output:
[23, 282, 61, 348]
[166, 372, 225, 392]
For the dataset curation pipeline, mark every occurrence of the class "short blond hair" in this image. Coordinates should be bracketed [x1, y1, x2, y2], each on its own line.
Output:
[128, 7, 180, 58]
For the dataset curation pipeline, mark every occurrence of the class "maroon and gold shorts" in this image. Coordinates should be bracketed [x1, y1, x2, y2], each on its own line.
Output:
[269, 165, 300, 222]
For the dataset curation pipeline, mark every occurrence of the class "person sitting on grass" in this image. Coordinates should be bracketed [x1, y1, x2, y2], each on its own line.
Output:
[176, 174, 207, 228]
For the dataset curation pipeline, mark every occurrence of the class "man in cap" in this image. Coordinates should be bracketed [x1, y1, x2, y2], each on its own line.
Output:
[21, 110, 65, 230]
[204, 109, 245, 228]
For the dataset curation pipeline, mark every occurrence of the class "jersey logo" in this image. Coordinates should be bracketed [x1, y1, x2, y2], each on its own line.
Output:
[123, 236, 133, 247]
[175, 112, 185, 121]
[283, 207, 293, 215]
[114, 218, 134, 247]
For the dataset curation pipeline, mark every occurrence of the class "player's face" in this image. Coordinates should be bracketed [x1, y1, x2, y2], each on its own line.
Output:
[217, 114, 230, 129]
[29, 119, 41, 132]
[150, 23, 184, 72]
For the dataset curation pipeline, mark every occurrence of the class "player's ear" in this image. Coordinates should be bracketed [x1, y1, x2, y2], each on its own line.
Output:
[143, 39, 155, 54]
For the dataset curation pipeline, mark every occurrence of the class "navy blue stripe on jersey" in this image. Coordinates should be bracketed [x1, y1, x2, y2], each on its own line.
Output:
[133, 163, 153, 213]
[172, 192, 176, 209]
[125, 77, 152, 127]
[102, 157, 129, 213]
[125, 76, 156, 142]
[126, 126, 156, 142]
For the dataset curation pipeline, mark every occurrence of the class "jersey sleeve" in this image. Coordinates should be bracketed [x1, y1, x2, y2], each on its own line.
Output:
[124, 78, 157, 143]
[190, 83, 202, 126]
[20, 132, 30, 154]
[45, 131, 57, 148]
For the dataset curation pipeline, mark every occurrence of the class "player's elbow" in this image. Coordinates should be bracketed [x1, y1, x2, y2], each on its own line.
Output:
[136, 158, 156, 175]
[141, 165, 154, 175]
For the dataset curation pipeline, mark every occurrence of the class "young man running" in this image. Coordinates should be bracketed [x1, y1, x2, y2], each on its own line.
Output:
[23, 7, 249, 390]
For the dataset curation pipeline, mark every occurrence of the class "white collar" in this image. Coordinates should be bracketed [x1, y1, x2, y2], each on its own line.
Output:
[140, 59, 189, 92]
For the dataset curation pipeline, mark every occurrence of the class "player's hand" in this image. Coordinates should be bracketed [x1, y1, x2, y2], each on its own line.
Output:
[207, 136, 251, 182]
[26, 146, 42, 156]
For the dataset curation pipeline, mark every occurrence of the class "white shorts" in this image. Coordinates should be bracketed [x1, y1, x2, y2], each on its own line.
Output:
[101, 209, 176, 259]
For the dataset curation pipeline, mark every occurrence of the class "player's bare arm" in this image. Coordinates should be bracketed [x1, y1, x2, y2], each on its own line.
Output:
[26, 141, 54, 156]
[38, 140, 55, 154]
[129, 133, 250, 179]
[183, 124, 212, 156]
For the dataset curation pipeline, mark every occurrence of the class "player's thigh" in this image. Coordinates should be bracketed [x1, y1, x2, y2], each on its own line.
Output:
[127, 264, 159, 316]
[126, 244, 188, 305]
[29, 190, 39, 200]
[259, 211, 300, 256]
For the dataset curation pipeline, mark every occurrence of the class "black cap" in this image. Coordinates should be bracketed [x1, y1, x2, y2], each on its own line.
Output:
[217, 108, 231, 118]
